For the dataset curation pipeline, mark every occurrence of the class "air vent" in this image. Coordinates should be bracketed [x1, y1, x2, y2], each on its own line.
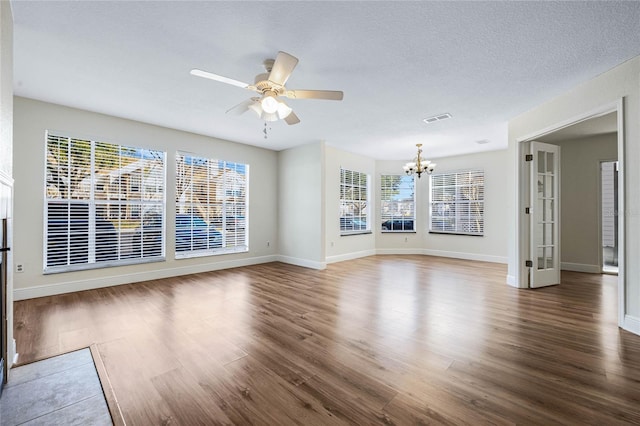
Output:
[423, 113, 452, 124]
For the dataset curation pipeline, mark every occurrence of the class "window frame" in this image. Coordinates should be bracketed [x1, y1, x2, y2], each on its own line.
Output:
[44, 132, 166, 274]
[339, 168, 371, 236]
[175, 152, 249, 259]
[429, 169, 484, 236]
[380, 174, 416, 233]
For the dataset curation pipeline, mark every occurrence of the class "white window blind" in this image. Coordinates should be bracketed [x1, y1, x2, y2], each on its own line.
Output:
[430, 169, 484, 235]
[176, 153, 248, 258]
[380, 175, 415, 232]
[45, 133, 166, 272]
[340, 168, 370, 234]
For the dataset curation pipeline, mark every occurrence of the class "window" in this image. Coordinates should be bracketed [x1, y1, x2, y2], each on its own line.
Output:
[176, 153, 248, 258]
[430, 169, 484, 235]
[380, 175, 415, 232]
[45, 133, 165, 272]
[340, 168, 370, 234]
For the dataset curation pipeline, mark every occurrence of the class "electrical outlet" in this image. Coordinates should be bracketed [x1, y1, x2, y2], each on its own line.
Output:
[16, 264, 24, 273]
[405, 237, 408, 243]
[330, 241, 334, 247]
[267, 241, 270, 247]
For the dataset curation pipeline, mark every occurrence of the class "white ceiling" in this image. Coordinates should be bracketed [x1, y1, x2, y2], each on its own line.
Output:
[11, 1, 640, 161]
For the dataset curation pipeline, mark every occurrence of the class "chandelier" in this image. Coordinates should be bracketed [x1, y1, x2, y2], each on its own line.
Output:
[403, 143, 436, 178]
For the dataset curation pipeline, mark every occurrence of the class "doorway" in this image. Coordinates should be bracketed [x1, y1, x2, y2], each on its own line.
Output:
[517, 102, 625, 326]
[601, 160, 619, 274]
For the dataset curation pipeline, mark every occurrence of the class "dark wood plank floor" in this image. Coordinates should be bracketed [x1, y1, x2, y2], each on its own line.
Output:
[13, 255, 640, 425]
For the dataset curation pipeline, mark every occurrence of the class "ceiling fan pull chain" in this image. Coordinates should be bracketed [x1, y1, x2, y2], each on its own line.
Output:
[263, 121, 269, 139]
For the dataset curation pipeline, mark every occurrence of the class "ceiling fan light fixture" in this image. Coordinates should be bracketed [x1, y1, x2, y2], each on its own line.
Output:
[250, 102, 277, 121]
[249, 97, 291, 121]
[262, 111, 280, 122]
[261, 95, 280, 114]
[276, 102, 292, 119]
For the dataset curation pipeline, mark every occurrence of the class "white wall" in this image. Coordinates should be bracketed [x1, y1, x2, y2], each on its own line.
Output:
[376, 149, 508, 263]
[13, 97, 279, 299]
[279, 143, 507, 266]
[12, 97, 509, 301]
[422, 150, 508, 263]
[552, 133, 617, 272]
[508, 55, 640, 332]
[278, 142, 325, 268]
[325, 145, 376, 263]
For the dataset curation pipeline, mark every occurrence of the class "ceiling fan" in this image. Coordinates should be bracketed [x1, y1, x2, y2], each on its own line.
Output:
[190, 51, 343, 125]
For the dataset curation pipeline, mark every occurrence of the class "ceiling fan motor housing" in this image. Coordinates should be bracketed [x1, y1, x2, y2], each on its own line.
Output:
[254, 76, 285, 96]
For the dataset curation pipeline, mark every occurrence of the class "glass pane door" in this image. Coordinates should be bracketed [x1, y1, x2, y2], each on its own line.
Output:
[530, 142, 560, 288]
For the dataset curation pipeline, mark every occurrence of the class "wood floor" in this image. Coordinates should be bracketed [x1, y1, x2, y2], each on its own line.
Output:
[12, 255, 640, 425]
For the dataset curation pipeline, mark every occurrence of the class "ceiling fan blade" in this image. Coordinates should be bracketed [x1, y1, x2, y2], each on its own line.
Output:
[284, 111, 300, 125]
[226, 98, 257, 115]
[286, 89, 344, 101]
[268, 51, 299, 86]
[190, 69, 250, 89]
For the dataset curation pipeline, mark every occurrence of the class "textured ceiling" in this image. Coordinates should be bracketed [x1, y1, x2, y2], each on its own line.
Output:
[11, 1, 640, 160]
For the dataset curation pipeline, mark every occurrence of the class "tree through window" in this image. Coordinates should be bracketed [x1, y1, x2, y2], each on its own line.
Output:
[340, 168, 370, 234]
[430, 169, 484, 235]
[381, 175, 415, 231]
[45, 133, 165, 272]
[175, 153, 249, 257]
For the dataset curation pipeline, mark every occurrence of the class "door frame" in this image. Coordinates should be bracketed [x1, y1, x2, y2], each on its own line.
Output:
[515, 99, 625, 326]
[0, 171, 13, 389]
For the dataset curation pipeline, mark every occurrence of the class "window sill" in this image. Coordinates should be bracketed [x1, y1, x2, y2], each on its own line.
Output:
[340, 231, 372, 237]
[43, 256, 166, 274]
[175, 246, 249, 259]
[381, 230, 416, 234]
[429, 231, 484, 237]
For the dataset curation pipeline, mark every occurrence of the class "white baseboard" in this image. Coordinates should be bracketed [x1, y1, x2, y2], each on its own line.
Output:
[277, 255, 326, 270]
[623, 315, 640, 336]
[375, 248, 425, 256]
[13, 255, 279, 300]
[302, 247, 507, 266]
[506, 274, 517, 287]
[421, 249, 507, 264]
[326, 249, 377, 264]
[561, 262, 601, 273]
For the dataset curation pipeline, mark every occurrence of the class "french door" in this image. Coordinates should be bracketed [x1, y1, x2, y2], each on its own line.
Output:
[529, 141, 560, 288]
